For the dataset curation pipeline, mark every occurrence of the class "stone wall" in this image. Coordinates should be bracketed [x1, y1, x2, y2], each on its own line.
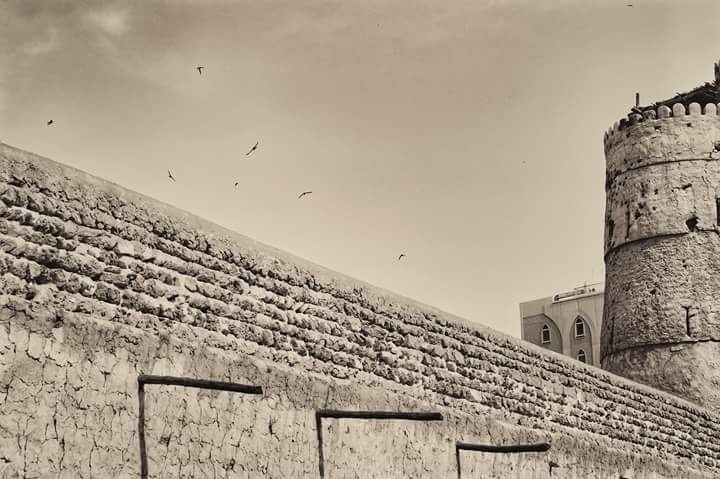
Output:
[603, 103, 720, 411]
[1, 142, 719, 478]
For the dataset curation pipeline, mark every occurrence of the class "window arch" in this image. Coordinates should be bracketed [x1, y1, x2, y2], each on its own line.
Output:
[577, 349, 587, 363]
[541, 324, 551, 344]
[574, 317, 586, 338]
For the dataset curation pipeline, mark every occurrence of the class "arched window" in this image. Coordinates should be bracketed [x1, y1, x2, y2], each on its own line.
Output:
[577, 349, 587, 363]
[541, 324, 551, 344]
[574, 318, 586, 338]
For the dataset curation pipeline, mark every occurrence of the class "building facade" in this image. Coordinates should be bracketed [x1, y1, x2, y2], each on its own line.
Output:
[519, 283, 603, 366]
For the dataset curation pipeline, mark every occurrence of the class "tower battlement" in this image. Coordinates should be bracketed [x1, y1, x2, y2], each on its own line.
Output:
[605, 59, 720, 151]
[604, 101, 720, 154]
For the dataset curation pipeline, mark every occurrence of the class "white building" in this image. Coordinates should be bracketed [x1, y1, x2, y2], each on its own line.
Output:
[519, 283, 603, 366]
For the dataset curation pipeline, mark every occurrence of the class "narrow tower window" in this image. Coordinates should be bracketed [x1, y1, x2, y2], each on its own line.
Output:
[577, 349, 587, 363]
[574, 318, 586, 338]
[683, 306, 694, 337]
[541, 325, 551, 344]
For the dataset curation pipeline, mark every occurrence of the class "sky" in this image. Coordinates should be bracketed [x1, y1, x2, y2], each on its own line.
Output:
[2, 0, 720, 338]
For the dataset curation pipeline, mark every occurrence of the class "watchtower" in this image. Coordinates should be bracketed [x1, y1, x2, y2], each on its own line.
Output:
[602, 61, 720, 412]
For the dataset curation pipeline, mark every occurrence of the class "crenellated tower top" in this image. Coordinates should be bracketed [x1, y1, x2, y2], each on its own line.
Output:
[605, 60, 720, 151]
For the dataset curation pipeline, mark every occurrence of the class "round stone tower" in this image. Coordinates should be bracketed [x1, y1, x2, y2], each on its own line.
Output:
[602, 66, 720, 412]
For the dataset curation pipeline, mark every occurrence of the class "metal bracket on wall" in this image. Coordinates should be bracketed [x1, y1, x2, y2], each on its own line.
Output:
[137, 374, 263, 479]
[315, 409, 444, 478]
[455, 441, 551, 479]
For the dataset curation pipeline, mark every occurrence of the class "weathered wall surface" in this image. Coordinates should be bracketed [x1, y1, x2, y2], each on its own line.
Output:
[1, 142, 719, 478]
[603, 103, 720, 411]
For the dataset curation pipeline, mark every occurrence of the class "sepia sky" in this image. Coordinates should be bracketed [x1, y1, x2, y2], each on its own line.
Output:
[2, 0, 720, 337]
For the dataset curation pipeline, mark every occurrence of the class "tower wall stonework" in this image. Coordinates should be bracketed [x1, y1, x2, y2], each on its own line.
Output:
[602, 102, 720, 412]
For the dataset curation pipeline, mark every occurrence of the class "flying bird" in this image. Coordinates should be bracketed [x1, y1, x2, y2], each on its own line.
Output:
[245, 141, 259, 156]
[47, 120, 53, 126]
[196, 66, 204, 75]
[297, 191, 312, 199]
[234, 181, 239, 187]
[168, 170, 176, 182]
[398, 254, 406, 261]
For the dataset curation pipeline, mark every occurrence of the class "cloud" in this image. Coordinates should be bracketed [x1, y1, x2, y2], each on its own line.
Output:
[85, 6, 129, 36]
[22, 26, 60, 56]
[0, 82, 5, 117]
[7, 0, 76, 21]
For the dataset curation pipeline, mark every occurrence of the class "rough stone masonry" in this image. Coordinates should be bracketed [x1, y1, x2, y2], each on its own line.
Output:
[602, 100, 720, 412]
[1, 140, 719, 478]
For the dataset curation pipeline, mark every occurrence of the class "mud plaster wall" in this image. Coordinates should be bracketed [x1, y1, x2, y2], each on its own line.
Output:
[603, 103, 720, 412]
[0, 142, 718, 478]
